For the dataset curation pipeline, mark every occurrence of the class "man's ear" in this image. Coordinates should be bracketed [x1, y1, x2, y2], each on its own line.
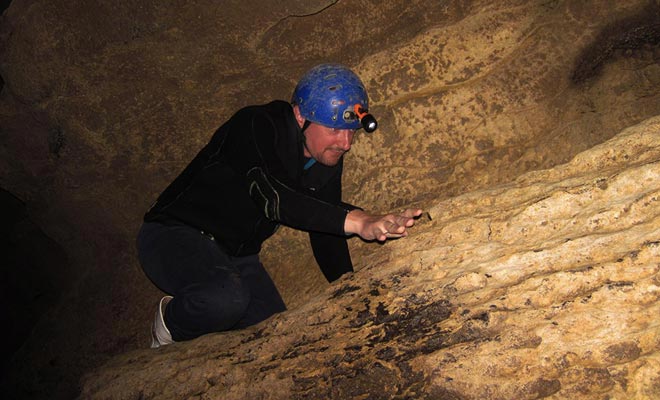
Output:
[292, 105, 306, 129]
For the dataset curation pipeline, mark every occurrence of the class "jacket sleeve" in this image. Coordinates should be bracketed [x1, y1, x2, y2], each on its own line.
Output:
[310, 232, 353, 282]
[225, 107, 352, 236]
[309, 164, 355, 282]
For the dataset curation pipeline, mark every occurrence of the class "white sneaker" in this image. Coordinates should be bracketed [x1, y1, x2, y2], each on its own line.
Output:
[151, 295, 174, 348]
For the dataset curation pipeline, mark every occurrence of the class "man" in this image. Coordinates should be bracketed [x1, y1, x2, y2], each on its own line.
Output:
[137, 64, 422, 348]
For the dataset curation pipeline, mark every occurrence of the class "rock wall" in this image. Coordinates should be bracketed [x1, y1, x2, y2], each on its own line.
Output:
[82, 116, 660, 399]
[0, 0, 658, 398]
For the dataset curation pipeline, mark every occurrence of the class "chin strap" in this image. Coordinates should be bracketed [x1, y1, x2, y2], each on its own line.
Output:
[301, 119, 312, 133]
[301, 119, 316, 170]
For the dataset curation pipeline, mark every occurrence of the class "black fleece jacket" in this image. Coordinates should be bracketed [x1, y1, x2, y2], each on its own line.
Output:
[144, 100, 356, 282]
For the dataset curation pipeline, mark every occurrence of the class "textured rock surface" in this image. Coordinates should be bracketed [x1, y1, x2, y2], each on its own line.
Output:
[0, 0, 658, 398]
[81, 116, 660, 399]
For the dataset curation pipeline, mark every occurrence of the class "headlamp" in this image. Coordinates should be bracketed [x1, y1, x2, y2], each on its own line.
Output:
[343, 104, 378, 133]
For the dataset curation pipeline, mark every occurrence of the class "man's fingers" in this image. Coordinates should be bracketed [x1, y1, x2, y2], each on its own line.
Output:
[383, 221, 407, 238]
[401, 208, 423, 218]
[356, 208, 422, 242]
[391, 215, 413, 228]
[387, 220, 407, 234]
[401, 209, 423, 226]
[389, 221, 406, 233]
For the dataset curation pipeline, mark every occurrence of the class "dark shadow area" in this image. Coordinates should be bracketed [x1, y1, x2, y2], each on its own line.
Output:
[571, 2, 660, 85]
[0, 0, 11, 90]
[0, 187, 71, 399]
[1, 0, 12, 13]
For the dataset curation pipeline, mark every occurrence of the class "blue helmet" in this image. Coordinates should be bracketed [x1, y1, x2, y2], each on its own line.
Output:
[292, 64, 376, 132]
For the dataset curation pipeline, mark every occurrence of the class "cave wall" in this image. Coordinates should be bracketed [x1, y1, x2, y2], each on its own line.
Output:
[82, 115, 660, 399]
[0, 0, 658, 398]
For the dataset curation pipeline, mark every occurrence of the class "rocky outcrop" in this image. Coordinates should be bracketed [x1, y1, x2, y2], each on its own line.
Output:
[0, 0, 658, 398]
[81, 116, 660, 399]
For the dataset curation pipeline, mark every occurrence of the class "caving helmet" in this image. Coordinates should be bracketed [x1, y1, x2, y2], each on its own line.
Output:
[292, 63, 378, 133]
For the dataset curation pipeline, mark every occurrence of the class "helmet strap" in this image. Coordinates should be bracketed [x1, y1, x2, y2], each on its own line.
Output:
[300, 119, 316, 166]
[301, 119, 312, 133]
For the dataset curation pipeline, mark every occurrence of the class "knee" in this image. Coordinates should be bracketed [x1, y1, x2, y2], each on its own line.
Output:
[180, 278, 251, 330]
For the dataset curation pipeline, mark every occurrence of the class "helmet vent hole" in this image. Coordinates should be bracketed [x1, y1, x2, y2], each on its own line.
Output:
[328, 85, 338, 91]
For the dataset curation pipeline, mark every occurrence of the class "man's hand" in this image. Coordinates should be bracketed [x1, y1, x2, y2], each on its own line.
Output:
[344, 208, 423, 242]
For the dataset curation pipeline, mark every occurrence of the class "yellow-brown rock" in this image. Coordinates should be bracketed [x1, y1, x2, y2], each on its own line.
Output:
[81, 116, 660, 399]
[0, 0, 658, 398]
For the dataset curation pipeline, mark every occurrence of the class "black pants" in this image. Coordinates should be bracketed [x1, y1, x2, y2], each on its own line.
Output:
[136, 220, 286, 341]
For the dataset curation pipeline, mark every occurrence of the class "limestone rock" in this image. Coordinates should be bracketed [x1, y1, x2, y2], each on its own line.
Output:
[0, 0, 658, 398]
[81, 116, 660, 399]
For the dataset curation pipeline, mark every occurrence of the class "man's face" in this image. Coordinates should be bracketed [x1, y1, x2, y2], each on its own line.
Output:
[303, 123, 355, 166]
[293, 105, 355, 167]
